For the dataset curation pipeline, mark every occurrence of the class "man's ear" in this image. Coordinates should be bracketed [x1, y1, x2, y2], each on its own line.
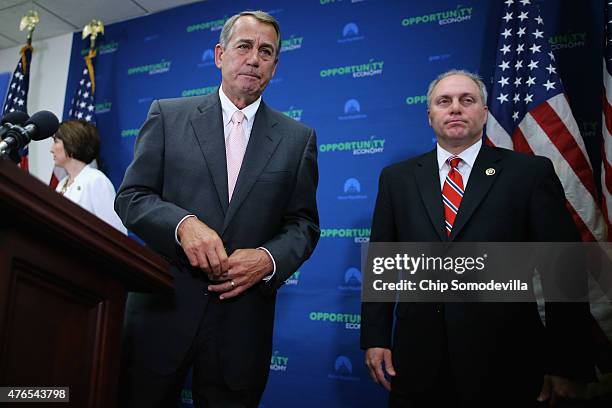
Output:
[214, 44, 224, 69]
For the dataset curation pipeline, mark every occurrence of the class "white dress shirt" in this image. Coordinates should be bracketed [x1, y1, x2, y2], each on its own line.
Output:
[437, 139, 482, 190]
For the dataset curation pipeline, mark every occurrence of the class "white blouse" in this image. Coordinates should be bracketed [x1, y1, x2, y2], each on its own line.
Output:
[56, 166, 127, 234]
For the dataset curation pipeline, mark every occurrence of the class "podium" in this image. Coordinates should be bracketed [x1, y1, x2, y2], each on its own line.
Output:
[0, 159, 172, 407]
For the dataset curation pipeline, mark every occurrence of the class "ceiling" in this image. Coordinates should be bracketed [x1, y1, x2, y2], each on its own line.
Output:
[0, 0, 205, 49]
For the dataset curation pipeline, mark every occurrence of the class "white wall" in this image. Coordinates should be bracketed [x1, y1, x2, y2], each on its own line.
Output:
[0, 33, 73, 183]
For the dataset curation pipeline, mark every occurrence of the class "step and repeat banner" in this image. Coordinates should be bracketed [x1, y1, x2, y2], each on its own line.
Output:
[61, 0, 603, 406]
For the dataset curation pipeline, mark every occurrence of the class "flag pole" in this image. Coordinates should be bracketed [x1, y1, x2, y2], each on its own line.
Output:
[82, 20, 104, 95]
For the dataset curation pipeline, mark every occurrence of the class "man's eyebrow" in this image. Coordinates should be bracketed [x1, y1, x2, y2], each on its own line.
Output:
[435, 92, 477, 99]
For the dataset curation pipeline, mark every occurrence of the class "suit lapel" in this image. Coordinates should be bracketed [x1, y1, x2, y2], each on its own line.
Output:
[415, 150, 447, 241]
[449, 145, 503, 240]
[222, 101, 282, 233]
[190, 94, 229, 215]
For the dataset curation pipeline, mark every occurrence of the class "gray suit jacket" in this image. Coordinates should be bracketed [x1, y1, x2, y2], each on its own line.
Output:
[115, 92, 319, 389]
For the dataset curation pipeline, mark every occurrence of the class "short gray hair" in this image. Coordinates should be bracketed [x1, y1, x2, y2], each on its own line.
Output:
[426, 69, 488, 107]
[219, 11, 281, 58]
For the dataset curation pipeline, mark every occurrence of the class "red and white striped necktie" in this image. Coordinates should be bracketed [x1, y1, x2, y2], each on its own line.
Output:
[442, 156, 464, 236]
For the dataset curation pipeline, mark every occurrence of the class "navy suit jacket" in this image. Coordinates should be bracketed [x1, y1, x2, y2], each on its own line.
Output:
[361, 145, 592, 399]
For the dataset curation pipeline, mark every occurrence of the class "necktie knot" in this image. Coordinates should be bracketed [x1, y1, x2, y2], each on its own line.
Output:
[231, 110, 245, 125]
[448, 156, 461, 170]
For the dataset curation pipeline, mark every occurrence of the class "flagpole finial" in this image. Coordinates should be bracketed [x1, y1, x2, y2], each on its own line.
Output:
[82, 20, 104, 50]
[19, 10, 39, 44]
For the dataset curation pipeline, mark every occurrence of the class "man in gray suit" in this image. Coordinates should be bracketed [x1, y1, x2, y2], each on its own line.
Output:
[115, 10, 319, 407]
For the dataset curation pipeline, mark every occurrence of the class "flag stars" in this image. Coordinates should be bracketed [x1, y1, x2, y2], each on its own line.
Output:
[86, 82, 91, 88]
[533, 29, 544, 39]
[502, 28, 512, 39]
[530, 44, 541, 53]
[82, 68, 88, 75]
[77, 112, 83, 119]
[499, 60, 510, 71]
[543, 80, 556, 91]
[80, 101, 86, 108]
[496, 93, 509, 104]
[520, 0, 531, 5]
[517, 43, 525, 54]
[515, 60, 524, 69]
[518, 11, 529, 21]
[535, 15, 544, 24]
[517, 27, 527, 37]
[524, 93, 534, 103]
[85, 114, 92, 122]
[500, 44, 511, 54]
[88, 104, 94, 112]
[512, 111, 520, 121]
[513, 93, 521, 102]
[548, 51, 555, 60]
[528, 60, 539, 70]
[83, 91, 90, 98]
[514, 77, 523, 86]
[545, 64, 557, 74]
[498, 76, 509, 87]
[504, 0, 514, 5]
[526, 76, 536, 86]
[503, 12, 513, 22]
[79, 79, 85, 85]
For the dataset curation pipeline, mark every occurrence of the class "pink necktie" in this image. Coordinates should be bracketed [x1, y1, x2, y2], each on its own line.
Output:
[226, 110, 246, 202]
[442, 156, 464, 236]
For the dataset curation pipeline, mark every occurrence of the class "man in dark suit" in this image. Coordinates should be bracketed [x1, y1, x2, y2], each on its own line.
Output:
[361, 70, 592, 407]
[115, 10, 319, 407]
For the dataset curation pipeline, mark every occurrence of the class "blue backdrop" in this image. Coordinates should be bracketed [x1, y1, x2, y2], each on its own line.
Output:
[61, 0, 604, 406]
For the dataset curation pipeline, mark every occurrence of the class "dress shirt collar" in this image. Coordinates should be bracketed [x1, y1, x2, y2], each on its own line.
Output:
[219, 85, 261, 128]
[437, 139, 482, 171]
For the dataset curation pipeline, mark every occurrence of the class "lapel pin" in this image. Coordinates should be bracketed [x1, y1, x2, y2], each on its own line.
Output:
[485, 168, 496, 176]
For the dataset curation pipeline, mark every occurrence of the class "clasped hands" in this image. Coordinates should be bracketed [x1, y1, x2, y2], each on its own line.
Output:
[178, 217, 273, 299]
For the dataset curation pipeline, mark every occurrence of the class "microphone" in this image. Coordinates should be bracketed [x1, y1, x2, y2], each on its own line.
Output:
[0, 111, 30, 140]
[0, 110, 59, 158]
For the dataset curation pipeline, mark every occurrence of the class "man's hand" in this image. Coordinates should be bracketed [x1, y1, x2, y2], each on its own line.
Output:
[537, 374, 586, 407]
[208, 249, 273, 300]
[365, 347, 396, 391]
[177, 217, 228, 279]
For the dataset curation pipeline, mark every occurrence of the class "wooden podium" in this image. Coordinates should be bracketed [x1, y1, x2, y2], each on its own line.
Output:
[0, 158, 172, 407]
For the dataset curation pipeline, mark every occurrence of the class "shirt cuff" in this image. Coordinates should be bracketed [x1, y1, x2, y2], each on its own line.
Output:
[175, 214, 197, 245]
[257, 247, 276, 282]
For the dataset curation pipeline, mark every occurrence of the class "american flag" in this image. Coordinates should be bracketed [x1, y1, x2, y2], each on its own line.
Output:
[2, 45, 32, 171]
[67, 50, 96, 125]
[50, 49, 97, 188]
[486, 0, 606, 242]
[603, 0, 612, 241]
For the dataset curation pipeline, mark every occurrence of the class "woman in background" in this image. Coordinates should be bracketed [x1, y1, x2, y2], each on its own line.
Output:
[51, 119, 127, 234]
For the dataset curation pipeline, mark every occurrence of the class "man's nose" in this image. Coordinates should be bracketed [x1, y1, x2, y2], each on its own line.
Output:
[246, 48, 260, 66]
[449, 98, 461, 112]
